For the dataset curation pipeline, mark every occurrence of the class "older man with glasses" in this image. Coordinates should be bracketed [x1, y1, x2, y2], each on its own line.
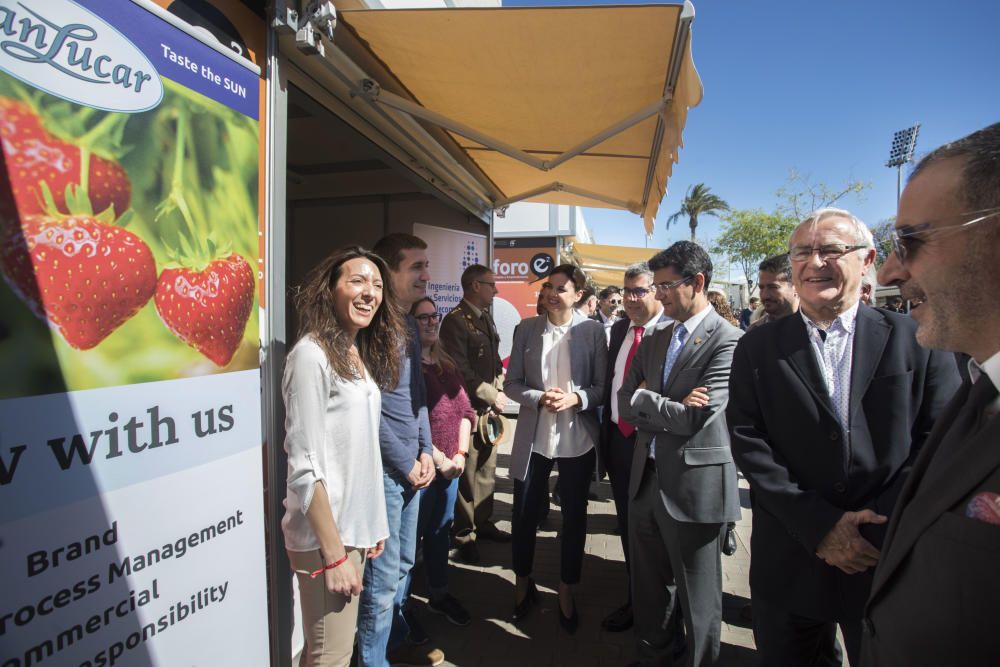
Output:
[863, 123, 1000, 665]
[727, 209, 960, 666]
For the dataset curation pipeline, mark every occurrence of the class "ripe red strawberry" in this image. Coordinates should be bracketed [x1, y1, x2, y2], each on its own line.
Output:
[0, 98, 131, 217]
[155, 253, 255, 366]
[0, 214, 157, 349]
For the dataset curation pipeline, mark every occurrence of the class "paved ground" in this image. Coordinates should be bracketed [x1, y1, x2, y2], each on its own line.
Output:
[406, 425, 759, 667]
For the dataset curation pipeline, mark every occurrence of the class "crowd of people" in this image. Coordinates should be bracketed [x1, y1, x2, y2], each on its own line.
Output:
[280, 121, 1000, 667]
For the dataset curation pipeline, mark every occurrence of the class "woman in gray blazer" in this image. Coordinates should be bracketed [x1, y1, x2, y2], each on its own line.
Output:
[504, 264, 608, 634]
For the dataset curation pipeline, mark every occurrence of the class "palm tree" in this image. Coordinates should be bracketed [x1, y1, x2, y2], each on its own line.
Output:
[666, 183, 730, 242]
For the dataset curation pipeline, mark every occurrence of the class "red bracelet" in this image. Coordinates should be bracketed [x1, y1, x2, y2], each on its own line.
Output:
[310, 553, 349, 578]
[455, 451, 468, 458]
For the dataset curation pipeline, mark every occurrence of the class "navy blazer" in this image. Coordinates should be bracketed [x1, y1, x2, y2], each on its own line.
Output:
[727, 305, 960, 620]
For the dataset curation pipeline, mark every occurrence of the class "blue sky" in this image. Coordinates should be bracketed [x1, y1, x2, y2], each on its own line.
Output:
[504, 0, 1000, 254]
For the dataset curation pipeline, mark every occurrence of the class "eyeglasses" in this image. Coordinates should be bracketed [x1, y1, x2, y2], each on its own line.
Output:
[653, 276, 693, 292]
[623, 287, 652, 298]
[890, 208, 1000, 264]
[789, 244, 868, 262]
[414, 313, 441, 324]
[475, 280, 497, 288]
[608, 298, 623, 305]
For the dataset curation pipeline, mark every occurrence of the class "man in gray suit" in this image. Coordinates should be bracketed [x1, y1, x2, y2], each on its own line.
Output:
[619, 241, 743, 667]
[864, 123, 1000, 665]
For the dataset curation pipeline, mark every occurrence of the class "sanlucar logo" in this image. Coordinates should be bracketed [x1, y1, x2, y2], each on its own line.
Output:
[0, 0, 163, 112]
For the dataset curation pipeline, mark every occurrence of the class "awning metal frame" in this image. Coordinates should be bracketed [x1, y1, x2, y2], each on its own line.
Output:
[284, 1, 498, 218]
[358, 80, 671, 174]
[495, 182, 639, 215]
[642, 0, 695, 214]
[291, 0, 697, 221]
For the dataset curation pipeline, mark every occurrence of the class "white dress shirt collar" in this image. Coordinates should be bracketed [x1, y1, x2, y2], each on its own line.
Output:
[545, 316, 572, 335]
[799, 301, 861, 336]
[970, 350, 1000, 387]
[970, 350, 1000, 418]
[678, 303, 713, 336]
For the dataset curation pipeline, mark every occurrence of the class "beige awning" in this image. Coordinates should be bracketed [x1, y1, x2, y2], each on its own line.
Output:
[568, 242, 658, 288]
[294, 3, 702, 235]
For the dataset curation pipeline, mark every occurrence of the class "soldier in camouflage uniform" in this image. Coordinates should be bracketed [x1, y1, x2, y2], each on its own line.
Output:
[439, 264, 510, 563]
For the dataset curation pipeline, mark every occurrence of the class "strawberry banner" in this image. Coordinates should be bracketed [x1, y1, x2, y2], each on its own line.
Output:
[0, 1, 268, 665]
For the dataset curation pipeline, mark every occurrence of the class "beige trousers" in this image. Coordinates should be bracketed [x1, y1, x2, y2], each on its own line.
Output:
[289, 548, 366, 667]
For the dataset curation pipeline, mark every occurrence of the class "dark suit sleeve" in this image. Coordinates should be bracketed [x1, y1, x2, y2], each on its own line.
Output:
[617, 333, 648, 427]
[727, 337, 844, 553]
[909, 348, 961, 457]
[576, 323, 607, 412]
[439, 310, 499, 407]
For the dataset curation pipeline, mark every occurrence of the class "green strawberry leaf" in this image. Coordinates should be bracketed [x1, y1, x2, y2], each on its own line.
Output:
[63, 183, 95, 217]
[38, 182, 59, 214]
[177, 232, 197, 263]
[40, 101, 132, 161]
[116, 209, 135, 228]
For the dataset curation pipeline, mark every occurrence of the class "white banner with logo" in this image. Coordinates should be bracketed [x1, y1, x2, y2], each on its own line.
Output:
[0, 1, 267, 665]
[413, 223, 488, 317]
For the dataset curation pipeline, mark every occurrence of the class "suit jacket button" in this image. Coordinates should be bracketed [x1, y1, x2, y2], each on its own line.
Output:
[829, 431, 839, 440]
[833, 482, 846, 493]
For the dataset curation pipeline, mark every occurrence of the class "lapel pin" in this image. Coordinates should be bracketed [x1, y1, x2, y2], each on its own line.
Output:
[694, 337, 702, 345]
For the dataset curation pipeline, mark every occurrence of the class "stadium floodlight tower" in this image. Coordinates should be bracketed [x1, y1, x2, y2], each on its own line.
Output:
[886, 123, 921, 203]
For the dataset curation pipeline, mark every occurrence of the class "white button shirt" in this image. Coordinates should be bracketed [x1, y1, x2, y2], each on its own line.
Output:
[532, 318, 591, 459]
[969, 350, 1000, 420]
[800, 302, 860, 436]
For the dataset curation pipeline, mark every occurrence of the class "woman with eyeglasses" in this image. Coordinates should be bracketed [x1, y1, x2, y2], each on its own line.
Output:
[410, 297, 476, 627]
[282, 246, 406, 666]
[504, 264, 608, 634]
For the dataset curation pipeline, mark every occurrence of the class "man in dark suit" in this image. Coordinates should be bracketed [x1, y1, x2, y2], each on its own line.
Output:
[727, 209, 960, 666]
[747, 253, 798, 331]
[864, 123, 1000, 665]
[575, 286, 598, 318]
[619, 242, 743, 667]
[598, 262, 665, 633]
[439, 264, 510, 565]
[594, 285, 623, 340]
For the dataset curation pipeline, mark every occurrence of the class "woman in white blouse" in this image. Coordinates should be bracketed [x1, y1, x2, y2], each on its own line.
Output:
[504, 264, 608, 634]
[282, 246, 407, 666]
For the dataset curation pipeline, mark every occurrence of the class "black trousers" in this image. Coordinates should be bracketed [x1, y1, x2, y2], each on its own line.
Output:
[512, 448, 596, 584]
[606, 426, 636, 594]
[753, 597, 862, 667]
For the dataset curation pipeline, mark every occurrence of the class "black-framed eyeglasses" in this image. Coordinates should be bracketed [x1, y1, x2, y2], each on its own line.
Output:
[653, 276, 693, 292]
[475, 279, 497, 288]
[890, 208, 1000, 264]
[789, 244, 868, 262]
[414, 313, 441, 324]
[623, 287, 652, 298]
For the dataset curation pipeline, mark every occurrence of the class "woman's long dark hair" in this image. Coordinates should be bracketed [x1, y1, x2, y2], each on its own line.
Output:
[294, 246, 405, 390]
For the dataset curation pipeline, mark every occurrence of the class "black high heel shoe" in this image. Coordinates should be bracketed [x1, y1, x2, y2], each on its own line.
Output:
[513, 578, 538, 621]
[558, 595, 579, 634]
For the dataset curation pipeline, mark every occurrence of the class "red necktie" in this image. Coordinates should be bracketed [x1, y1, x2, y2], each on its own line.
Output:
[618, 326, 644, 438]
